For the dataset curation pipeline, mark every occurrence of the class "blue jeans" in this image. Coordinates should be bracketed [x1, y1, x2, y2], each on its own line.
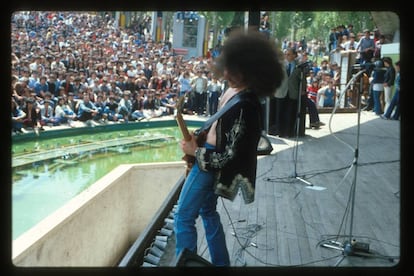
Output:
[383, 88, 400, 120]
[372, 89, 383, 115]
[174, 143, 230, 266]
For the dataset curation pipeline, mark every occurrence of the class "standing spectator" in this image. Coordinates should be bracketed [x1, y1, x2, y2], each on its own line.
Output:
[373, 35, 386, 61]
[206, 76, 222, 116]
[190, 70, 208, 116]
[178, 71, 193, 114]
[178, 71, 192, 97]
[369, 59, 386, 115]
[381, 60, 400, 120]
[328, 27, 339, 53]
[307, 79, 319, 104]
[382, 57, 396, 113]
[259, 13, 271, 39]
[272, 47, 306, 138]
[356, 29, 375, 65]
[342, 33, 357, 51]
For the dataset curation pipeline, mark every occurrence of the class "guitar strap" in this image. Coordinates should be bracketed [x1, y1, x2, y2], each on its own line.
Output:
[193, 90, 272, 155]
[194, 92, 244, 135]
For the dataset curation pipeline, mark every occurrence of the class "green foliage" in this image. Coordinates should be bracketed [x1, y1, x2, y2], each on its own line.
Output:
[163, 11, 382, 48]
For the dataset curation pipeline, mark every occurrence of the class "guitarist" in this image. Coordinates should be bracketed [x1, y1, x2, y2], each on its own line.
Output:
[174, 29, 285, 266]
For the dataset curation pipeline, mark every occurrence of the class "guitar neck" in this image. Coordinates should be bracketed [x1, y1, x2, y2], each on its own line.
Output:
[176, 113, 192, 141]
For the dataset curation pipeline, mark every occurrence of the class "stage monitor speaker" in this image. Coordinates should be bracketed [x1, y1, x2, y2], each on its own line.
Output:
[173, 248, 213, 267]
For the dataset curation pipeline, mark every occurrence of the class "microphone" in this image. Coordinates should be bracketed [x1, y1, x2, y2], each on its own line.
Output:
[296, 60, 312, 69]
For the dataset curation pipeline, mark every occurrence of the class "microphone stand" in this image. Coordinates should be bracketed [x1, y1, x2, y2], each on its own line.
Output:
[320, 69, 370, 264]
[292, 64, 313, 186]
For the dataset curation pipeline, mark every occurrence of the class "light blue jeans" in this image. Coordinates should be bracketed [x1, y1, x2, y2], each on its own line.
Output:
[174, 143, 230, 266]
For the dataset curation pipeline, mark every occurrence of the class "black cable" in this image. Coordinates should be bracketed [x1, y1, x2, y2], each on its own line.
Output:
[220, 197, 363, 267]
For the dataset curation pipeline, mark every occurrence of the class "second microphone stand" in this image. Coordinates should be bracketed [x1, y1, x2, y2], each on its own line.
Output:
[292, 65, 313, 187]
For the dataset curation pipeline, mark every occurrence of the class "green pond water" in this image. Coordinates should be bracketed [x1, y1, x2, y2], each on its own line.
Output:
[12, 127, 192, 240]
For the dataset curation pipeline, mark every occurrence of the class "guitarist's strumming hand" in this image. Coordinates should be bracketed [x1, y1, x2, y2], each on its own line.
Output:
[180, 132, 198, 156]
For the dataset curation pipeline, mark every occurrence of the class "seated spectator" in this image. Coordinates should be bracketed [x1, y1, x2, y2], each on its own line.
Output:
[77, 92, 100, 122]
[142, 92, 163, 119]
[317, 80, 338, 108]
[39, 99, 59, 126]
[118, 90, 133, 121]
[94, 94, 107, 121]
[34, 75, 49, 99]
[158, 90, 175, 116]
[104, 96, 123, 122]
[130, 91, 145, 121]
[22, 97, 43, 131]
[11, 97, 27, 133]
[54, 96, 77, 126]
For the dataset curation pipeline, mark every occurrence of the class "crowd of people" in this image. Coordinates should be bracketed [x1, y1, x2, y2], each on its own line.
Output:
[11, 11, 400, 137]
[10, 11, 224, 135]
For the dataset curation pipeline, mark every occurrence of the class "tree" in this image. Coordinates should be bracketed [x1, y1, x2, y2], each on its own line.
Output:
[199, 11, 235, 47]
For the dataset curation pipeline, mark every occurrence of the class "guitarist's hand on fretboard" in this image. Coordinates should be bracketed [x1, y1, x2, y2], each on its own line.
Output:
[180, 132, 198, 157]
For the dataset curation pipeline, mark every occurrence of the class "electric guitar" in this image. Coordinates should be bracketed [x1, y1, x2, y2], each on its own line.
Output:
[175, 95, 206, 176]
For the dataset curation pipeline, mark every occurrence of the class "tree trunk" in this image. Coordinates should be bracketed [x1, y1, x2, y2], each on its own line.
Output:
[370, 12, 400, 42]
